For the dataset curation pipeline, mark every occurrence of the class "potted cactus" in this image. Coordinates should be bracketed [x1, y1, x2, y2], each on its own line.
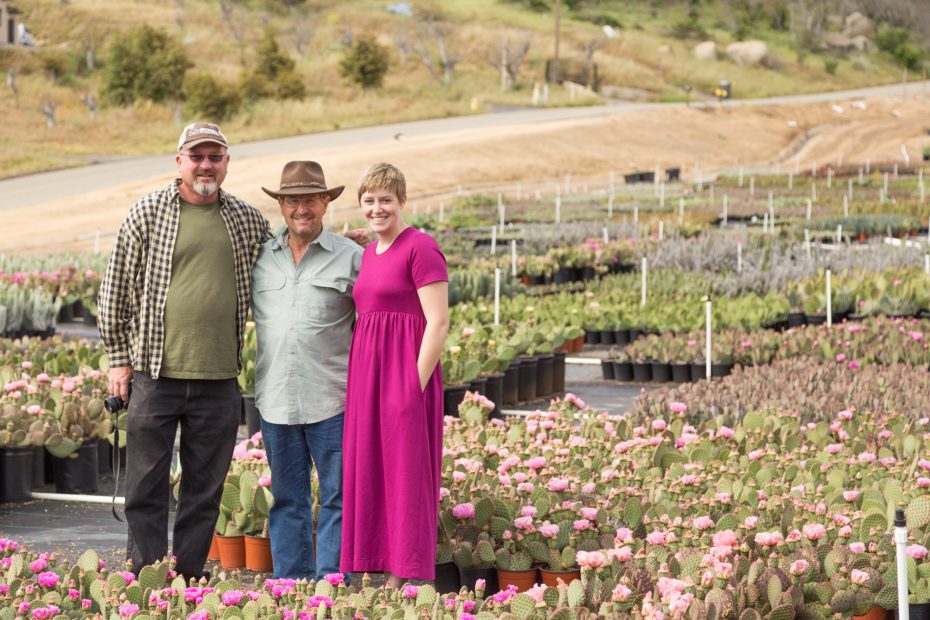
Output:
[0, 406, 50, 502]
[46, 394, 110, 495]
[495, 540, 537, 592]
[238, 469, 273, 572]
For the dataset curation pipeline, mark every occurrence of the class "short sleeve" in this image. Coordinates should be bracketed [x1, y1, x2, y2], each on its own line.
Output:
[409, 231, 448, 288]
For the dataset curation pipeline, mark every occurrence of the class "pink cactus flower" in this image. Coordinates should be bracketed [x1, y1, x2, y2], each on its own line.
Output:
[789, 560, 809, 576]
[849, 542, 866, 553]
[547, 478, 569, 492]
[907, 544, 928, 560]
[693, 516, 714, 531]
[850, 569, 870, 585]
[842, 490, 860, 502]
[36, 572, 59, 588]
[612, 583, 632, 602]
[452, 503, 475, 519]
[669, 402, 687, 414]
[540, 523, 560, 539]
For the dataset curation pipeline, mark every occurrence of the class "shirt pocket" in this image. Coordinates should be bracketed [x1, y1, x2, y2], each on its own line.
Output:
[252, 274, 287, 321]
[300, 277, 354, 325]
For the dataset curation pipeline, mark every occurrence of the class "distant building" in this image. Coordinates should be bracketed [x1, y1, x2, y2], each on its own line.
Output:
[0, 1, 32, 47]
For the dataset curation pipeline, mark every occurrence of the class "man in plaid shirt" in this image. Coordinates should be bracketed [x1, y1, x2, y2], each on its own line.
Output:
[99, 122, 271, 580]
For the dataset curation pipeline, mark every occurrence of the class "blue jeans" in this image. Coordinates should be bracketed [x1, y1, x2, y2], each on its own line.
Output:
[261, 413, 344, 580]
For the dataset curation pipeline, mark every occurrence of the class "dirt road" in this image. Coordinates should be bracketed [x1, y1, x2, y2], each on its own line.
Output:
[3, 82, 929, 254]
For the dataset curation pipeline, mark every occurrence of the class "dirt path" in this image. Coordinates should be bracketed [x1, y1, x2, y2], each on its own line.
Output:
[3, 93, 929, 254]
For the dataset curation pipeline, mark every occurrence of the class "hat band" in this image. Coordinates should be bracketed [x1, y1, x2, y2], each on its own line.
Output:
[280, 182, 326, 189]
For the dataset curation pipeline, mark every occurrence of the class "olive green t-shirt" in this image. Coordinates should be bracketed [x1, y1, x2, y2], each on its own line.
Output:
[160, 198, 238, 379]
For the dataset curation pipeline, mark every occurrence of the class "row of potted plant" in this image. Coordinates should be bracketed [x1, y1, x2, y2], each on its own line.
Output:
[9, 382, 928, 617]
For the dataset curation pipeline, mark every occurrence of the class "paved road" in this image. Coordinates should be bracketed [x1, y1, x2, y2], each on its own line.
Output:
[1, 80, 927, 213]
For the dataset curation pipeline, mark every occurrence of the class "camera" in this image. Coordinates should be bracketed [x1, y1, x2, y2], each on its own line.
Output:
[104, 396, 128, 414]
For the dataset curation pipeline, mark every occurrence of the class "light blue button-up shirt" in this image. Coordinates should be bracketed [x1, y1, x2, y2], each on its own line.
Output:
[251, 228, 362, 424]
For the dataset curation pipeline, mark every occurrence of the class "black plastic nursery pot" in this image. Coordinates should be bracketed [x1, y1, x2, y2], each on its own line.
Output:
[52, 439, 99, 494]
[32, 446, 45, 489]
[483, 373, 505, 419]
[599, 330, 616, 345]
[600, 359, 616, 380]
[517, 357, 538, 402]
[629, 328, 644, 342]
[434, 562, 461, 596]
[896, 603, 930, 620]
[443, 385, 468, 417]
[535, 354, 554, 398]
[632, 362, 652, 383]
[467, 376, 487, 397]
[671, 363, 691, 383]
[551, 351, 566, 394]
[584, 330, 600, 345]
[1, 445, 34, 503]
[502, 361, 520, 406]
[458, 565, 498, 596]
[614, 329, 631, 346]
[612, 361, 634, 382]
[690, 363, 708, 382]
[553, 268, 574, 285]
[786, 313, 806, 328]
[711, 363, 734, 378]
[650, 362, 672, 383]
[805, 314, 827, 326]
[242, 395, 261, 437]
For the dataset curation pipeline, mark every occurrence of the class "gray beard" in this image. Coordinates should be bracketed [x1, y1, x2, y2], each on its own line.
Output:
[193, 180, 217, 197]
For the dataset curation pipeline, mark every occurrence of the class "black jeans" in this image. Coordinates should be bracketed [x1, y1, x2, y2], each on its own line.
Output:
[125, 372, 240, 579]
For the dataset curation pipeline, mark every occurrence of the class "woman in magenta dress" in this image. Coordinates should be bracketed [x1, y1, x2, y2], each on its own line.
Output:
[340, 162, 449, 586]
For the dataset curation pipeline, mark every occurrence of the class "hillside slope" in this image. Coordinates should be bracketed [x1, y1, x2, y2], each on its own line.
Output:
[0, 0, 920, 177]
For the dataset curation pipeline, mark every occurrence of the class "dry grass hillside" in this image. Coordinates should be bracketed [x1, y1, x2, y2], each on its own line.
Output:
[0, 0, 918, 178]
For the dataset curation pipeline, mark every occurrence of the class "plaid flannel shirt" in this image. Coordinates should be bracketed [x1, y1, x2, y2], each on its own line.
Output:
[98, 179, 272, 379]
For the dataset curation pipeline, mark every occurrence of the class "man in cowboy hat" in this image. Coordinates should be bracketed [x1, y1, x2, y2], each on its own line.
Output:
[251, 160, 363, 580]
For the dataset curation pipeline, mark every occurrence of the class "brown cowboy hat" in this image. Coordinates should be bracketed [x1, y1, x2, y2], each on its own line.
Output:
[262, 161, 345, 200]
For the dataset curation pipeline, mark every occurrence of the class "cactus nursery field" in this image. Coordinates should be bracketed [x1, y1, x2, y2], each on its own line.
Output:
[2, 165, 930, 619]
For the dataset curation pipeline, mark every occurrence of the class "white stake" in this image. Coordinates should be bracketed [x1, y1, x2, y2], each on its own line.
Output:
[768, 191, 774, 224]
[843, 195, 848, 218]
[921, 181, 925, 203]
[883, 172, 889, 194]
[608, 191, 614, 218]
[510, 240, 517, 276]
[705, 298, 712, 381]
[925, 253, 929, 276]
[658, 220, 664, 240]
[641, 257, 647, 307]
[499, 199, 505, 232]
[894, 510, 910, 620]
[811, 182, 817, 202]
[826, 269, 832, 327]
[804, 228, 811, 259]
[812, 161, 817, 177]
[836, 225, 842, 244]
[678, 197, 684, 224]
[749, 176, 755, 197]
[659, 182, 665, 209]
[859, 167, 864, 184]
[893, 162, 898, 177]
[342, 222, 349, 234]
[737, 241, 742, 273]
[494, 269, 501, 326]
[602, 226, 609, 245]
[555, 193, 561, 224]
[848, 178, 853, 201]
[806, 198, 812, 221]
[633, 204, 639, 226]
[788, 172, 793, 189]
[490, 226, 497, 254]
[722, 195, 728, 226]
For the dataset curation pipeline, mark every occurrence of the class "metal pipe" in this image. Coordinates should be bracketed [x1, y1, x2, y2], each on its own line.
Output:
[31, 492, 124, 505]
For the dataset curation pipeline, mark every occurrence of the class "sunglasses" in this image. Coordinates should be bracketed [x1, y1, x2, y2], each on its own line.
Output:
[180, 152, 227, 164]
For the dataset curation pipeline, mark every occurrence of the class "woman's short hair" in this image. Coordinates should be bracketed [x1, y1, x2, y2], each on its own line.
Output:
[357, 162, 406, 202]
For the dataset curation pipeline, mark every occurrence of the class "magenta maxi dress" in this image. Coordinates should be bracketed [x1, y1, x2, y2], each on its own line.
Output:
[340, 227, 447, 579]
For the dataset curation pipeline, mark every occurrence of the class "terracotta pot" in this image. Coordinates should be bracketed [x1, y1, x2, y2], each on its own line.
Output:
[207, 532, 221, 561]
[497, 568, 538, 592]
[216, 534, 245, 569]
[853, 606, 890, 620]
[539, 567, 580, 588]
[244, 534, 273, 572]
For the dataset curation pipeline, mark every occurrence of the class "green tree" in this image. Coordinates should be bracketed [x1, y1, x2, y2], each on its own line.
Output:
[183, 73, 242, 121]
[339, 34, 389, 90]
[875, 27, 924, 72]
[250, 29, 306, 99]
[103, 25, 192, 105]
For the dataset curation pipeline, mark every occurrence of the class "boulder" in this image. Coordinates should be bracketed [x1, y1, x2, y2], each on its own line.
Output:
[851, 35, 873, 52]
[843, 11, 875, 39]
[692, 41, 717, 61]
[725, 41, 769, 66]
[822, 32, 856, 53]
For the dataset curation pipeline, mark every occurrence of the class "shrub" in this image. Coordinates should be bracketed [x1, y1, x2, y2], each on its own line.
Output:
[339, 34, 389, 90]
[671, 15, 706, 40]
[824, 58, 839, 75]
[103, 25, 192, 105]
[183, 73, 242, 121]
[250, 29, 306, 100]
[875, 26, 923, 71]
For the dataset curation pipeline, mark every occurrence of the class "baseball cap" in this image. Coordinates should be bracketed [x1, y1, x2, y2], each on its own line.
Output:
[177, 122, 228, 151]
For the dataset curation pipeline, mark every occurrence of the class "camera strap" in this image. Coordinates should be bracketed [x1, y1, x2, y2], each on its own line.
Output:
[112, 423, 124, 522]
